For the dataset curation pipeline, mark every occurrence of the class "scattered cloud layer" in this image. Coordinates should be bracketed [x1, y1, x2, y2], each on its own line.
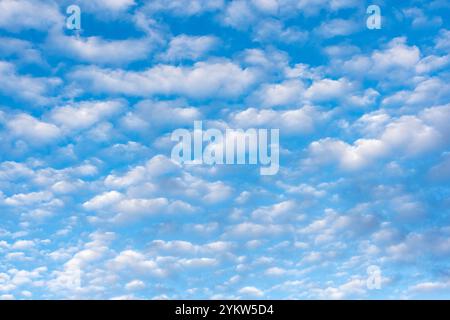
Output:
[0, 0, 449, 300]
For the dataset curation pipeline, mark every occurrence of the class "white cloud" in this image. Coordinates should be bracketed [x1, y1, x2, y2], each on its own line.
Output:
[104, 155, 180, 188]
[250, 0, 279, 14]
[315, 19, 359, 38]
[298, 208, 378, 244]
[409, 280, 450, 295]
[231, 105, 323, 134]
[305, 78, 353, 102]
[415, 55, 449, 74]
[403, 7, 442, 28]
[323, 44, 360, 59]
[103, 155, 233, 205]
[7, 114, 61, 145]
[141, 0, 224, 16]
[0, 0, 448, 300]
[295, 0, 359, 16]
[0, 0, 62, 32]
[125, 279, 145, 291]
[254, 19, 308, 43]
[429, 153, 450, 181]
[83, 191, 195, 224]
[47, 31, 155, 65]
[382, 78, 450, 108]
[149, 240, 232, 256]
[178, 258, 218, 268]
[114, 197, 169, 214]
[305, 106, 449, 170]
[386, 228, 450, 262]
[222, 0, 256, 29]
[49, 100, 125, 131]
[159, 35, 219, 62]
[11, 240, 35, 250]
[68, 0, 136, 14]
[108, 250, 166, 277]
[69, 61, 257, 99]
[340, 37, 421, 83]
[435, 29, 450, 52]
[277, 182, 326, 198]
[251, 200, 300, 222]
[0, 61, 61, 105]
[2, 267, 47, 292]
[312, 278, 367, 299]
[238, 286, 264, 297]
[223, 0, 359, 22]
[121, 100, 201, 131]
[225, 222, 286, 238]
[304, 77, 378, 107]
[83, 191, 123, 211]
[0, 37, 45, 65]
[250, 80, 305, 107]
[48, 232, 115, 294]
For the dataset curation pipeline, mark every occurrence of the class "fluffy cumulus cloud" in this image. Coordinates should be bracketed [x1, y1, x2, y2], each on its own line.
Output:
[46, 31, 156, 65]
[304, 105, 450, 170]
[6, 114, 62, 145]
[140, 0, 224, 17]
[0, 0, 63, 32]
[230, 105, 325, 134]
[67, 0, 136, 14]
[49, 100, 125, 131]
[0, 0, 449, 300]
[68, 61, 257, 99]
[0, 61, 61, 105]
[159, 35, 219, 62]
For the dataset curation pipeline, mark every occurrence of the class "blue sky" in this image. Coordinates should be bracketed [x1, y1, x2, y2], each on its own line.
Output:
[0, 0, 449, 299]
